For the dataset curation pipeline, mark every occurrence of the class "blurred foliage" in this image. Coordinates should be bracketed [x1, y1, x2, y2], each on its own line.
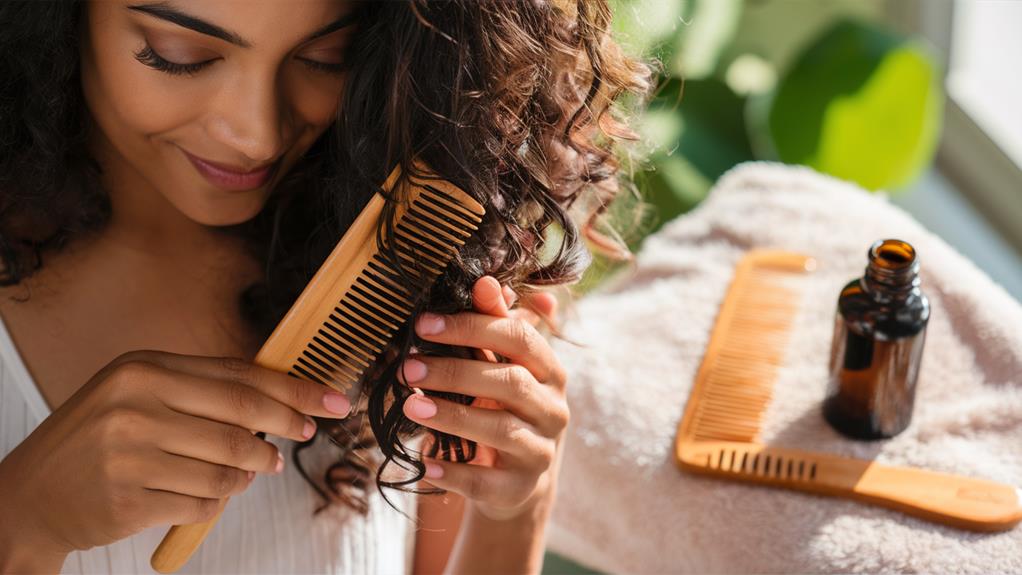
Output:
[759, 20, 943, 190]
[569, 0, 945, 296]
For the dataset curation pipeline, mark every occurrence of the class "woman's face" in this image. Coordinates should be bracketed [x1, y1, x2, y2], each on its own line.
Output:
[80, 0, 358, 226]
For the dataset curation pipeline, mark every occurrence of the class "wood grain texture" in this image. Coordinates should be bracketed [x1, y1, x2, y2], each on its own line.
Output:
[673, 249, 1022, 532]
[151, 159, 484, 573]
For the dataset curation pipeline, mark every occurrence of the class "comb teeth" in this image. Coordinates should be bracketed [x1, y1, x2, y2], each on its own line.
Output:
[253, 160, 484, 410]
[284, 183, 483, 395]
[672, 251, 1022, 534]
[148, 163, 484, 571]
[686, 442, 819, 482]
[679, 251, 814, 444]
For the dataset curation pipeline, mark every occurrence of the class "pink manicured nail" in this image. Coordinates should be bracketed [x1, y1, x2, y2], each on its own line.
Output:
[247, 470, 255, 481]
[407, 395, 437, 419]
[323, 392, 350, 415]
[301, 417, 316, 440]
[401, 359, 428, 383]
[416, 313, 446, 335]
[275, 452, 284, 473]
[424, 461, 444, 479]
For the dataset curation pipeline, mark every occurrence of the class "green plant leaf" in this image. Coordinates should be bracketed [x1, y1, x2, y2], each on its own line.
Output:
[762, 19, 943, 191]
[624, 77, 754, 243]
[648, 77, 755, 182]
[813, 45, 942, 189]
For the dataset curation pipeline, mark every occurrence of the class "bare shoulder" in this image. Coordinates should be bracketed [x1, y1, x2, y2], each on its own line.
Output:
[0, 249, 76, 333]
[0, 245, 111, 411]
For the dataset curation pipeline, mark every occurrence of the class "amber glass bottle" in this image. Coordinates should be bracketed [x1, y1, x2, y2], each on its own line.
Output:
[823, 239, 930, 440]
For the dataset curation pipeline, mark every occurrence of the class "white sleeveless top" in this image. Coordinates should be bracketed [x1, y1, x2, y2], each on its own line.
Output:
[0, 316, 418, 574]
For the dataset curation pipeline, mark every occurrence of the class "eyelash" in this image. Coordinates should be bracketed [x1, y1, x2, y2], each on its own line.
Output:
[299, 58, 349, 75]
[133, 43, 349, 77]
[133, 44, 206, 76]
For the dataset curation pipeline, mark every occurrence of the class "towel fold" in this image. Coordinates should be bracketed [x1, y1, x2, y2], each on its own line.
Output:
[546, 162, 1022, 574]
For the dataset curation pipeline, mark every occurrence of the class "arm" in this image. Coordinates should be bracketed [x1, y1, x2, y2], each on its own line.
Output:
[0, 450, 71, 573]
[412, 489, 465, 574]
[0, 520, 69, 574]
[413, 465, 561, 575]
[0, 534, 68, 574]
[413, 455, 562, 575]
[441, 456, 561, 575]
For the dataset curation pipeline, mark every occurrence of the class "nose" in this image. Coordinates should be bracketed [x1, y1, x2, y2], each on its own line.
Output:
[208, 69, 291, 167]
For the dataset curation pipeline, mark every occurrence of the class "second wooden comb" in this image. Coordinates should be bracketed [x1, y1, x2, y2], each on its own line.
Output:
[674, 249, 1022, 533]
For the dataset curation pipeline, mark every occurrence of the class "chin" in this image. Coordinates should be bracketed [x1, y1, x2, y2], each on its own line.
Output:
[176, 191, 270, 227]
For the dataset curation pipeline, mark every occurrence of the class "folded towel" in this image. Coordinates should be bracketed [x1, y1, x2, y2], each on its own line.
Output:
[546, 162, 1022, 574]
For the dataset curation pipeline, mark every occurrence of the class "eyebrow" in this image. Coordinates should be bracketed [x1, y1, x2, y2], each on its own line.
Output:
[126, 2, 359, 48]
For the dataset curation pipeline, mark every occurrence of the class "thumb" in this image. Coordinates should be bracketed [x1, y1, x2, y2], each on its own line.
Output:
[471, 275, 509, 318]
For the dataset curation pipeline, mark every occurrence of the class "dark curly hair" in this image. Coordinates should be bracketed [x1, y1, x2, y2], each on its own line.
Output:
[0, 0, 656, 515]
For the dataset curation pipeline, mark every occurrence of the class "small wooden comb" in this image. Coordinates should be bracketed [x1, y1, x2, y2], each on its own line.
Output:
[150, 159, 485, 573]
[674, 249, 1022, 532]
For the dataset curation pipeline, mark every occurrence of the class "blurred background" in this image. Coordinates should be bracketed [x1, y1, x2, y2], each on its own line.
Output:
[569, 0, 1021, 301]
[547, 0, 1020, 571]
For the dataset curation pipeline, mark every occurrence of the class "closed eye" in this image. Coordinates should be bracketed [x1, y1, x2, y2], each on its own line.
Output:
[134, 43, 349, 77]
[297, 57, 350, 75]
[134, 43, 213, 76]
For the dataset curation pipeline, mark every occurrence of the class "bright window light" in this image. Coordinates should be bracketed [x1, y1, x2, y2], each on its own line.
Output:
[947, 0, 1022, 168]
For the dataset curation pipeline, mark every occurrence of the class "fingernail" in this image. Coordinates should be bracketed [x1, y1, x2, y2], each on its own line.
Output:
[247, 470, 255, 481]
[416, 313, 445, 335]
[275, 452, 284, 474]
[401, 359, 428, 383]
[503, 285, 518, 306]
[407, 395, 437, 419]
[424, 461, 444, 479]
[302, 417, 316, 440]
[481, 276, 501, 292]
[323, 392, 350, 415]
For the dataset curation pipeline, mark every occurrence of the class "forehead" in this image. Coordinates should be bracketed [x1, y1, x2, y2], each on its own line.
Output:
[113, 0, 358, 48]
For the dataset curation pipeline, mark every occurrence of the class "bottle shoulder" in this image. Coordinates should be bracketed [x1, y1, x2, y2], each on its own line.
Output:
[836, 277, 929, 339]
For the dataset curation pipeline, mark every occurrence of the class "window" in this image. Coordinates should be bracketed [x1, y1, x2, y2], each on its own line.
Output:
[893, 0, 1022, 253]
[948, 0, 1022, 169]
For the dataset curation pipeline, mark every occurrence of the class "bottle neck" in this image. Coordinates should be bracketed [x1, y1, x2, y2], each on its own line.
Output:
[861, 239, 921, 304]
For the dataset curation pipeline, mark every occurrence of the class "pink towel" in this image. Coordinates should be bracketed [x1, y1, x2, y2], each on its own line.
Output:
[546, 162, 1022, 573]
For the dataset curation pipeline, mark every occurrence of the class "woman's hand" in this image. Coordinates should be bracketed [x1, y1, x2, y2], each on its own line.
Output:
[400, 276, 569, 522]
[0, 351, 351, 565]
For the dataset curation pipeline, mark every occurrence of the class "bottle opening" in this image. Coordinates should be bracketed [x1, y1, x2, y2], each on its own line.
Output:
[869, 239, 915, 269]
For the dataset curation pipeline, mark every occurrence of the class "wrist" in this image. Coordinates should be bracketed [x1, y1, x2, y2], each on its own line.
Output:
[452, 491, 554, 575]
[466, 479, 556, 525]
[0, 524, 69, 574]
[0, 465, 69, 573]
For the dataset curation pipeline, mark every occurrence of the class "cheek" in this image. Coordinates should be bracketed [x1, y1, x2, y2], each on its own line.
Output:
[284, 72, 346, 134]
[81, 25, 197, 146]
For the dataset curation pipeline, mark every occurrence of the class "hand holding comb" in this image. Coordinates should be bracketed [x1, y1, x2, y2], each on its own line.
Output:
[674, 250, 1022, 532]
[150, 159, 484, 573]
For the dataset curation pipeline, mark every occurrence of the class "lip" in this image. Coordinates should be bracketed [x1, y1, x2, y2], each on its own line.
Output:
[181, 148, 280, 191]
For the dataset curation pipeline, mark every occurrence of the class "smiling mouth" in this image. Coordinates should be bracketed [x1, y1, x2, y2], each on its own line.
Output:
[181, 148, 283, 192]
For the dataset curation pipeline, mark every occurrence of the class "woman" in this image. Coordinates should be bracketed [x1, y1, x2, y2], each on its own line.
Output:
[0, 0, 653, 573]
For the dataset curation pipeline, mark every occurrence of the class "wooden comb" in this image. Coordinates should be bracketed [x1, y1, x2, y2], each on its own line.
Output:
[673, 249, 1022, 532]
[150, 159, 485, 573]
